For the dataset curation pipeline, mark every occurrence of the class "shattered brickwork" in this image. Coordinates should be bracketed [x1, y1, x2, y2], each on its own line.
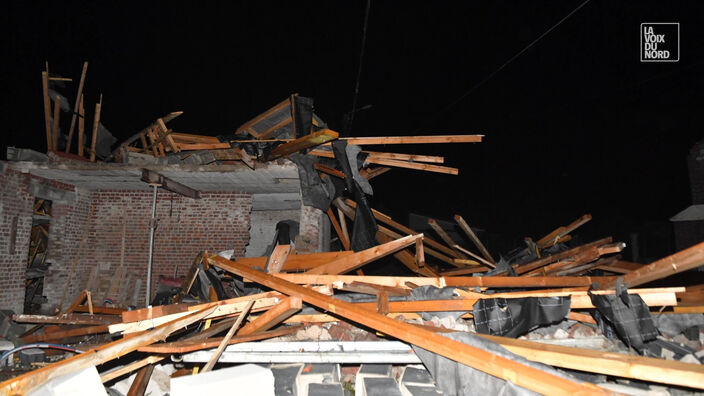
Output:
[43, 190, 253, 307]
[0, 169, 34, 313]
[297, 205, 326, 253]
[0, 170, 255, 311]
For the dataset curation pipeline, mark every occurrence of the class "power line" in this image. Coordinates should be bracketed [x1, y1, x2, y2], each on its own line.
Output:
[345, 0, 372, 135]
[420, 0, 591, 129]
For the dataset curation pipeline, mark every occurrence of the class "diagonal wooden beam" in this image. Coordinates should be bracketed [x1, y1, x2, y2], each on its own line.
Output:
[237, 297, 302, 336]
[305, 234, 423, 275]
[209, 255, 608, 395]
[267, 129, 339, 160]
[454, 215, 495, 264]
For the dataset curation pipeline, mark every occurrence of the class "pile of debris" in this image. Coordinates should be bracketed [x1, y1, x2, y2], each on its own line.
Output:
[1, 62, 703, 396]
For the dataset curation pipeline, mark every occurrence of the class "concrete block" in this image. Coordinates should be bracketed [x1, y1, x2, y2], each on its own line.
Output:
[308, 383, 345, 396]
[400, 366, 434, 386]
[402, 385, 444, 396]
[271, 363, 304, 396]
[363, 377, 403, 396]
[170, 363, 275, 396]
[297, 363, 340, 395]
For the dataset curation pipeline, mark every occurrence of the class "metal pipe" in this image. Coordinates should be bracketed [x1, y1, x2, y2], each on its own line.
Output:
[146, 184, 158, 306]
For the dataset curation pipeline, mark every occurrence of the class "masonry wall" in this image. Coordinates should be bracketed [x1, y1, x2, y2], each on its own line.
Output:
[43, 190, 253, 308]
[296, 205, 330, 253]
[245, 210, 301, 257]
[0, 168, 34, 313]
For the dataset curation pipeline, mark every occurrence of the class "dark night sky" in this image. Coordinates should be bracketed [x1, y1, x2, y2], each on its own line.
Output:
[3, 1, 704, 251]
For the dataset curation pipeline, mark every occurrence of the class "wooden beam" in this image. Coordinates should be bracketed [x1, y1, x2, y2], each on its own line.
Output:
[235, 96, 292, 137]
[209, 255, 607, 395]
[41, 71, 53, 151]
[0, 307, 216, 395]
[267, 129, 339, 160]
[337, 208, 351, 247]
[598, 240, 704, 290]
[100, 355, 163, 383]
[362, 157, 459, 175]
[305, 234, 423, 275]
[77, 96, 85, 157]
[89, 95, 102, 162]
[478, 333, 704, 390]
[427, 218, 465, 259]
[12, 314, 117, 326]
[454, 215, 495, 264]
[140, 169, 201, 199]
[536, 214, 592, 249]
[269, 274, 615, 288]
[22, 324, 109, 343]
[202, 300, 255, 372]
[137, 326, 301, 354]
[453, 245, 495, 268]
[378, 225, 457, 267]
[51, 96, 61, 151]
[126, 363, 154, 396]
[266, 244, 292, 273]
[65, 61, 88, 153]
[376, 232, 439, 277]
[365, 151, 445, 164]
[328, 208, 351, 250]
[234, 251, 355, 272]
[237, 297, 302, 335]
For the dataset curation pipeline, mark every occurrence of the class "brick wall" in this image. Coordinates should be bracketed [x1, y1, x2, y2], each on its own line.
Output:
[43, 190, 253, 308]
[296, 205, 329, 253]
[0, 168, 34, 313]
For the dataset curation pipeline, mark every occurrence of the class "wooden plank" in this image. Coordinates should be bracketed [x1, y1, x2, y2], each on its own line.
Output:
[156, 118, 179, 152]
[89, 95, 103, 162]
[51, 95, 61, 151]
[315, 163, 346, 179]
[328, 209, 351, 250]
[268, 129, 339, 160]
[536, 214, 592, 249]
[494, 237, 613, 277]
[22, 324, 109, 343]
[376, 232, 439, 277]
[453, 244, 496, 268]
[360, 166, 392, 180]
[126, 363, 154, 396]
[0, 307, 216, 395]
[12, 313, 118, 326]
[365, 151, 445, 163]
[202, 300, 255, 372]
[234, 251, 355, 272]
[522, 247, 601, 277]
[137, 326, 300, 354]
[41, 71, 53, 151]
[427, 218, 465, 259]
[237, 297, 302, 336]
[342, 200, 460, 260]
[378, 225, 457, 267]
[269, 274, 615, 288]
[100, 355, 163, 383]
[77, 96, 85, 157]
[454, 215, 495, 264]
[478, 333, 704, 390]
[363, 157, 459, 175]
[65, 61, 88, 153]
[209, 255, 607, 395]
[305, 234, 422, 275]
[337, 208, 351, 247]
[598, 240, 704, 290]
[266, 244, 292, 273]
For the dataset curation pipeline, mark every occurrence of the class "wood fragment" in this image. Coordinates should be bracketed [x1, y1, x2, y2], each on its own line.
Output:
[65, 61, 88, 153]
[202, 300, 255, 372]
[454, 214, 495, 264]
[89, 95, 103, 162]
[237, 297, 302, 336]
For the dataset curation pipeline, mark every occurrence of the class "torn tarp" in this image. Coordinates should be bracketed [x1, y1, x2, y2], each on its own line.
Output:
[331, 140, 372, 196]
[413, 331, 582, 396]
[289, 153, 336, 211]
[473, 296, 571, 338]
[409, 286, 465, 321]
[589, 286, 658, 350]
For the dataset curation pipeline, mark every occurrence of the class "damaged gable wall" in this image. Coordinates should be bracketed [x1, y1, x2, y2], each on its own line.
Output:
[0, 169, 34, 313]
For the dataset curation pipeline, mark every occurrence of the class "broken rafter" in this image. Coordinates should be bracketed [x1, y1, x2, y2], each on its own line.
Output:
[209, 255, 607, 395]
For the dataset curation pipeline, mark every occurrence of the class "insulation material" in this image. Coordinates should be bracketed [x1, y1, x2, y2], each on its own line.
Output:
[589, 287, 659, 350]
[472, 296, 571, 338]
